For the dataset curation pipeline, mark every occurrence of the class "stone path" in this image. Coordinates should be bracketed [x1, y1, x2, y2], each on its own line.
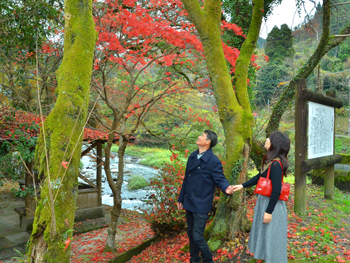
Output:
[0, 193, 29, 263]
[0, 193, 155, 263]
[0, 193, 112, 262]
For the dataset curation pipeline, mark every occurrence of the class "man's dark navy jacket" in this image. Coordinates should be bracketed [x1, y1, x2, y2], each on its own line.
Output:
[177, 148, 230, 214]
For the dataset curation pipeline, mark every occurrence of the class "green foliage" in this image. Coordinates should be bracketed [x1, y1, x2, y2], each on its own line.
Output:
[11, 185, 35, 198]
[265, 24, 295, 62]
[254, 24, 295, 107]
[255, 61, 290, 106]
[222, 0, 283, 47]
[335, 107, 348, 117]
[222, 0, 252, 49]
[320, 55, 344, 72]
[144, 161, 187, 235]
[127, 175, 149, 190]
[13, 240, 30, 262]
[0, 0, 63, 111]
[0, 127, 37, 185]
[0, 0, 62, 54]
[338, 38, 350, 62]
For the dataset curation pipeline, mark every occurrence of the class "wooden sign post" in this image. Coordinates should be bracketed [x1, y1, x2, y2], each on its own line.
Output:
[294, 79, 343, 215]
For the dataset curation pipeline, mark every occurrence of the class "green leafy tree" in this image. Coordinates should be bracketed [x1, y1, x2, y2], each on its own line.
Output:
[256, 62, 289, 106]
[338, 38, 350, 62]
[0, 0, 63, 111]
[255, 24, 294, 106]
[265, 24, 294, 62]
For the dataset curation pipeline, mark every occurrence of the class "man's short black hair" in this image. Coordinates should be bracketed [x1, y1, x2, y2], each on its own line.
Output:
[204, 130, 217, 148]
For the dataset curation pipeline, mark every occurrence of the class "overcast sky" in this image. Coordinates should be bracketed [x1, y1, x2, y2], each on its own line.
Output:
[260, 0, 320, 39]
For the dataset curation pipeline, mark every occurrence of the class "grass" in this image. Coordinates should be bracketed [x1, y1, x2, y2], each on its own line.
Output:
[127, 175, 149, 190]
[335, 136, 350, 154]
[284, 185, 350, 262]
[111, 145, 186, 168]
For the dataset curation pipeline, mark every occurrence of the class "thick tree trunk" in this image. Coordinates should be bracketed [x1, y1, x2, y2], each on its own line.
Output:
[27, 0, 97, 261]
[181, 0, 263, 250]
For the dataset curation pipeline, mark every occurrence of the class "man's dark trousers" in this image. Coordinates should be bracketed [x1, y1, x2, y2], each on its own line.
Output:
[186, 210, 214, 263]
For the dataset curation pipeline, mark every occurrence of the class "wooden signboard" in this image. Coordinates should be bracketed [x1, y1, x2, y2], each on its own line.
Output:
[295, 79, 343, 215]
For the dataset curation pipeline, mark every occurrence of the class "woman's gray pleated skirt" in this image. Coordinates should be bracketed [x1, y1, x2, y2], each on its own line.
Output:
[248, 194, 288, 263]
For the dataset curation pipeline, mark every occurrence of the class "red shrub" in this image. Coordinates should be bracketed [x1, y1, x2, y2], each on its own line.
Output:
[144, 161, 186, 235]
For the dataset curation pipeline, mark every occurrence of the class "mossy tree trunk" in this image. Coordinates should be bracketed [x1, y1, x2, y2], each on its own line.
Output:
[265, 0, 350, 137]
[27, 0, 97, 261]
[181, 0, 264, 249]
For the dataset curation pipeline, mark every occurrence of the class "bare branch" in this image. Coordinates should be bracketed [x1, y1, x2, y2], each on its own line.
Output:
[335, 34, 350, 37]
[331, 2, 350, 7]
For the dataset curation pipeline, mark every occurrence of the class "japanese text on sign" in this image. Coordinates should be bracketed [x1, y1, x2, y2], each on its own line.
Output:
[308, 102, 334, 159]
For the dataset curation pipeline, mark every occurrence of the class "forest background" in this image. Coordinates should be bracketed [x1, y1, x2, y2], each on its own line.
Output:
[2, 0, 349, 176]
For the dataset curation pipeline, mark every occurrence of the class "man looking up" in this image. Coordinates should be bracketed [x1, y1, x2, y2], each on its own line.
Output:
[177, 130, 234, 263]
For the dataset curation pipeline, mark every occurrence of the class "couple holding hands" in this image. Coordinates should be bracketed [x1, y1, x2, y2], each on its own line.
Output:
[177, 130, 290, 263]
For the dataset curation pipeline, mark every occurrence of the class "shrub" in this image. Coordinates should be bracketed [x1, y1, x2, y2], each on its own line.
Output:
[144, 160, 187, 235]
[0, 120, 37, 186]
[127, 175, 149, 190]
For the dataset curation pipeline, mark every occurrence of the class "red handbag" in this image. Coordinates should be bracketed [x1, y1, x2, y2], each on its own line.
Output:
[254, 160, 290, 201]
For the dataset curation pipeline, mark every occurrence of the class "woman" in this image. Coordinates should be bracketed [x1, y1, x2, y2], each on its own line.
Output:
[232, 131, 290, 263]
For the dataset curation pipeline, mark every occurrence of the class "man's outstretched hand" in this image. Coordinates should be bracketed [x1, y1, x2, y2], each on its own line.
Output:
[177, 202, 183, 210]
[225, 185, 235, 195]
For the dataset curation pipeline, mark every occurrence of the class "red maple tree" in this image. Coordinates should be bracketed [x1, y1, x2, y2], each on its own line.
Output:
[90, 0, 249, 252]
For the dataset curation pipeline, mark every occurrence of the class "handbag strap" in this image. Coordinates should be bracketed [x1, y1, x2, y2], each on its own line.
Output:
[266, 160, 284, 183]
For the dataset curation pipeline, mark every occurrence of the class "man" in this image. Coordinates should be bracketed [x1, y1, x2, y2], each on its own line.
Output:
[177, 130, 233, 263]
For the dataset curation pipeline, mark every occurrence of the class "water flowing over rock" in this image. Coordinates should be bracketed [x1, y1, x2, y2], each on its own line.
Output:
[80, 153, 158, 212]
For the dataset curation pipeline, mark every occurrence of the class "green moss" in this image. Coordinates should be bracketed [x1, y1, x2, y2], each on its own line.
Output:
[208, 238, 222, 251]
[312, 153, 350, 186]
[340, 153, 350, 163]
[127, 176, 149, 190]
[180, 244, 189, 252]
[231, 158, 244, 184]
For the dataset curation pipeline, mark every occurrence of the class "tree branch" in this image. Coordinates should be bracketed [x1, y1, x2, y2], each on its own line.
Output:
[234, 0, 264, 110]
[265, 0, 332, 137]
[181, 0, 205, 27]
[331, 2, 350, 7]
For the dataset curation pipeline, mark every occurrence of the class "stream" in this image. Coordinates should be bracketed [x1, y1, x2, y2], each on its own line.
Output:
[80, 152, 159, 212]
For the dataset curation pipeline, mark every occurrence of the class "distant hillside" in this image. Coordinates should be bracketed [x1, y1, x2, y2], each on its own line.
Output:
[257, 37, 266, 48]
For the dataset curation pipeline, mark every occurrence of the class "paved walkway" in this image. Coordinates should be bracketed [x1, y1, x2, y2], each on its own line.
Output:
[0, 193, 27, 262]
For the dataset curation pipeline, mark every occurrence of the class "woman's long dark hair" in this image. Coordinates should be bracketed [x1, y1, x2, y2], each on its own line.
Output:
[262, 131, 290, 176]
